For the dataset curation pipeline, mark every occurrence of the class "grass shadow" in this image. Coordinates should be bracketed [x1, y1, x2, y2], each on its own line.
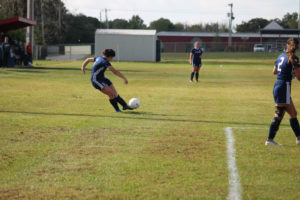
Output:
[0, 109, 280, 127]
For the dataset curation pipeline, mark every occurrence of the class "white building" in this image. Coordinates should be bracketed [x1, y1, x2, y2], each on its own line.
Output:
[95, 29, 158, 62]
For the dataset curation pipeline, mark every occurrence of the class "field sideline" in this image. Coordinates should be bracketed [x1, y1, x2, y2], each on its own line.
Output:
[1, 52, 300, 199]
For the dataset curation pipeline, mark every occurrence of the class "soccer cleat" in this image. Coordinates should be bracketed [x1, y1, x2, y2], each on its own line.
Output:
[196, 80, 199, 83]
[296, 138, 300, 145]
[123, 105, 134, 110]
[190, 80, 193, 83]
[265, 140, 282, 146]
[115, 109, 122, 113]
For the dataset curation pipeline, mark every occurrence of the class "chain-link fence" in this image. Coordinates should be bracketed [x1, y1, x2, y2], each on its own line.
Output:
[161, 41, 287, 53]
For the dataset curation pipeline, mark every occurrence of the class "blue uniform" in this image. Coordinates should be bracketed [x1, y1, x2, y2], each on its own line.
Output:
[191, 48, 203, 67]
[91, 56, 112, 90]
[273, 53, 298, 104]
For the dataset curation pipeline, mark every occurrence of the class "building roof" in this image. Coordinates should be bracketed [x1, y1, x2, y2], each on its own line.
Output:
[263, 21, 283, 30]
[157, 31, 300, 39]
[260, 21, 300, 35]
[158, 31, 260, 38]
[0, 16, 36, 32]
[96, 29, 156, 36]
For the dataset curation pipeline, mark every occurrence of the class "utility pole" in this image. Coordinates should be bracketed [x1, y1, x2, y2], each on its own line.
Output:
[298, 0, 300, 29]
[58, 0, 62, 33]
[41, 0, 45, 45]
[26, 0, 34, 46]
[227, 3, 234, 47]
[99, 11, 102, 28]
[104, 8, 110, 29]
[6, 0, 8, 17]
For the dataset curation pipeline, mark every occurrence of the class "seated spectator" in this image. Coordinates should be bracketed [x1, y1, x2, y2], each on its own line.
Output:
[2, 36, 10, 67]
[12, 43, 23, 66]
[25, 42, 32, 66]
[0, 45, 2, 67]
[7, 44, 15, 67]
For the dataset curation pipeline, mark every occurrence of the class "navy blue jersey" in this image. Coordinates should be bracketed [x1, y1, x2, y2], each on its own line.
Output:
[275, 53, 298, 82]
[191, 48, 203, 64]
[91, 56, 111, 83]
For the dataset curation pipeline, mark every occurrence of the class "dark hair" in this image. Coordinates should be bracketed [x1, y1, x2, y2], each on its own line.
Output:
[102, 49, 115, 58]
[287, 38, 299, 66]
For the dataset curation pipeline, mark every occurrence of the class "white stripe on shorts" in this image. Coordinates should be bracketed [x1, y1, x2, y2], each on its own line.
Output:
[286, 82, 291, 104]
[93, 67, 105, 89]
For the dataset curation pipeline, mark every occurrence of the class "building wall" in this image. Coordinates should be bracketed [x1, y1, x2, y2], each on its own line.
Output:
[157, 34, 290, 52]
[95, 33, 157, 62]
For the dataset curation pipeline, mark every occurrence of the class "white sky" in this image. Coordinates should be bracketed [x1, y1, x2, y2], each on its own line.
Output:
[62, 0, 299, 27]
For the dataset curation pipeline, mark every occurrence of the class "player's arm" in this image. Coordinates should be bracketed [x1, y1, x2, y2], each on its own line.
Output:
[273, 66, 277, 75]
[108, 66, 128, 84]
[294, 65, 300, 80]
[189, 53, 193, 64]
[81, 57, 94, 74]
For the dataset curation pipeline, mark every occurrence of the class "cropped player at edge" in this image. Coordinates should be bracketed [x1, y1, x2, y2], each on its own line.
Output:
[189, 41, 203, 82]
[266, 38, 300, 146]
[81, 49, 133, 112]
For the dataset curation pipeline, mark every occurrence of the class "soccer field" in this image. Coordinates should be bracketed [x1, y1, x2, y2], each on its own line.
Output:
[1, 53, 300, 199]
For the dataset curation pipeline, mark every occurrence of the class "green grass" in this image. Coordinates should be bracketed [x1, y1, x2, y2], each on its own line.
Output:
[0, 54, 300, 199]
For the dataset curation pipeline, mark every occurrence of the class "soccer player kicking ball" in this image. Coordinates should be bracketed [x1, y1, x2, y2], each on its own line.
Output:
[81, 49, 133, 112]
[266, 38, 300, 146]
[189, 41, 203, 82]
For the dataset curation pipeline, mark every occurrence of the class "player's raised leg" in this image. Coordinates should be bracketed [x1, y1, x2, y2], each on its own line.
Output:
[109, 84, 133, 110]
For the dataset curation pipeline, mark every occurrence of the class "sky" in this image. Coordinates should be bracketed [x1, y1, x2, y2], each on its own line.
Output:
[62, 0, 299, 27]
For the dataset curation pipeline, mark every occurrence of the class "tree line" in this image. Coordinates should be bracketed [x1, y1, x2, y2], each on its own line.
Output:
[0, 0, 299, 45]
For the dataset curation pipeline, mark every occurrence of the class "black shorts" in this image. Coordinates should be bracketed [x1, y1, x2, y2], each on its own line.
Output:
[92, 78, 112, 91]
[193, 62, 202, 67]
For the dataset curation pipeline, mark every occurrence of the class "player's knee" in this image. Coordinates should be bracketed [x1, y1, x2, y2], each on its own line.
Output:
[275, 106, 285, 120]
[292, 110, 297, 118]
[271, 117, 282, 131]
[112, 92, 118, 99]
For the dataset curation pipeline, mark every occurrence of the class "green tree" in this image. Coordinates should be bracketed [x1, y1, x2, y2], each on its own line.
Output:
[279, 12, 298, 29]
[186, 24, 204, 32]
[128, 15, 146, 29]
[174, 23, 185, 31]
[236, 18, 270, 32]
[111, 19, 129, 29]
[63, 14, 100, 44]
[149, 18, 175, 32]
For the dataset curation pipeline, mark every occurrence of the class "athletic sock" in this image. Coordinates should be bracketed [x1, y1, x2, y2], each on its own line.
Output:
[195, 72, 199, 81]
[109, 98, 120, 111]
[290, 118, 300, 138]
[116, 95, 128, 108]
[191, 72, 195, 80]
[268, 117, 282, 140]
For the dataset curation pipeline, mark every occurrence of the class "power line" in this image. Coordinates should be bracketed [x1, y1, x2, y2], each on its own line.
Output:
[101, 8, 110, 29]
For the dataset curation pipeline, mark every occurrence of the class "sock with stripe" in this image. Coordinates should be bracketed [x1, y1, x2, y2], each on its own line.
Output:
[116, 95, 128, 108]
[290, 118, 300, 138]
[268, 117, 281, 140]
[109, 98, 120, 112]
[191, 72, 195, 81]
[195, 72, 199, 81]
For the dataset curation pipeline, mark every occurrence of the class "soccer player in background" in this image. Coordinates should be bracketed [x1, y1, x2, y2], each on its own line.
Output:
[189, 41, 203, 82]
[81, 49, 133, 112]
[266, 38, 300, 146]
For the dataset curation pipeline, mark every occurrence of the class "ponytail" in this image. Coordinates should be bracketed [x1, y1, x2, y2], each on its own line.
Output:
[286, 38, 299, 67]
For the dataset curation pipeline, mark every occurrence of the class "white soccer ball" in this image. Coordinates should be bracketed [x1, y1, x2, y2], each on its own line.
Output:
[129, 98, 140, 109]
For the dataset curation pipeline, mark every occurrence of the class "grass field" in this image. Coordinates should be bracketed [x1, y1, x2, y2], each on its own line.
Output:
[1, 52, 300, 199]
